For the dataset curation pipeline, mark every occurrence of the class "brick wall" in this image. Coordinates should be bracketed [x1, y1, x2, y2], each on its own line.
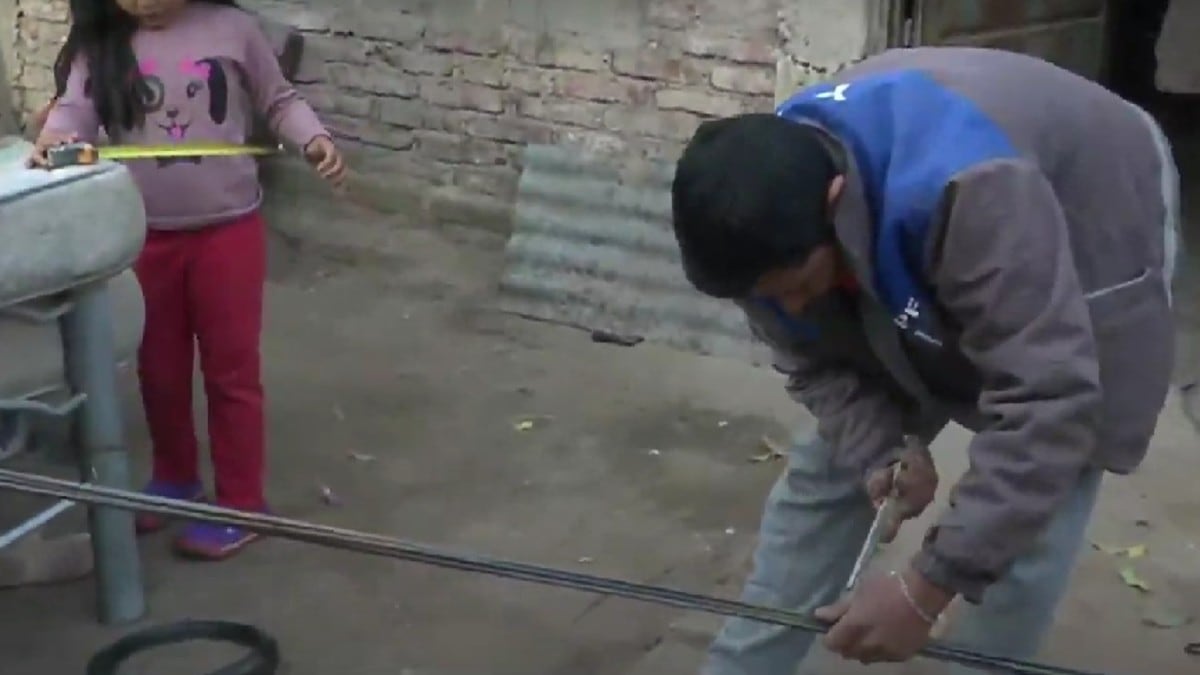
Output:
[266, 0, 781, 239]
[298, 0, 777, 168]
[7, 0, 793, 247]
[5, 0, 68, 128]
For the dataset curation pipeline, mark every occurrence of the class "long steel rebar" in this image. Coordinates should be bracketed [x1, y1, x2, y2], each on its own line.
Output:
[0, 468, 1120, 675]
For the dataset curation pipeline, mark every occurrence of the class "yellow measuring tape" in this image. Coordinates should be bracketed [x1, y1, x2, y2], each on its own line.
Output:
[46, 141, 280, 168]
[96, 141, 281, 160]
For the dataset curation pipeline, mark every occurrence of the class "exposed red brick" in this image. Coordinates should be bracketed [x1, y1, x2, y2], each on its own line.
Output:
[602, 107, 703, 141]
[684, 33, 777, 65]
[646, 1, 699, 29]
[325, 114, 414, 150]
[419, 79, 505, 114]
[445, 111, 557, 145]
[611, 45, 709, 85]
[327, 63, 418, 97]
[393, 49, 454, 76]
[416, 130, 509, 165]
[425, 30, 504, 56]
[710, 64, 776, 95]
[452, 166, 519, 198]
[375, 98, 434, 129]
[511, 33, 612, 71]
[516, 97, 605, 128]
[454, 56, 506, 87]
[505, 68, 555, 94]
[555, 72, 655, 104]
[655, 88, 746, 117]
[558, 129, 628, 156]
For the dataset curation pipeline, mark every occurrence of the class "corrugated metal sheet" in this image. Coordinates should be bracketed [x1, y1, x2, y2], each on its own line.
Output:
[497, 144, 770, 365]
[916, 0, 1106, 80]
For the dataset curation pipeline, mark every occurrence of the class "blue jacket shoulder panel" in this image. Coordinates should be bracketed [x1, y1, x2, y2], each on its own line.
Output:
[776, 70, 1018, 342]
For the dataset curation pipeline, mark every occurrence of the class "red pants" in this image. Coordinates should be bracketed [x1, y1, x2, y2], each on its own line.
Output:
[135, 211, 267, 511]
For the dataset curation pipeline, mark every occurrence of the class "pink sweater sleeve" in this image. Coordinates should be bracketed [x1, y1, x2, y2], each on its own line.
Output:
[41, 59, 101, 143]
[240, 20, 328, 150]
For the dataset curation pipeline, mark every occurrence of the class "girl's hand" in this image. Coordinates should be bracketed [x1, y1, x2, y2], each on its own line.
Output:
[26, 131, 79, 169]
[303, 135, 347, 187]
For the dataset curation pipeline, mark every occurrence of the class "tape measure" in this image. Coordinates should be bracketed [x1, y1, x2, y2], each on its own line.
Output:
[45, 141, 280, 169]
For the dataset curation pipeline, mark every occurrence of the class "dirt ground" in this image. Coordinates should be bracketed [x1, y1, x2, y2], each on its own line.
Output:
[5, 130, 1200, 675]
[0, 218, 1195, 675]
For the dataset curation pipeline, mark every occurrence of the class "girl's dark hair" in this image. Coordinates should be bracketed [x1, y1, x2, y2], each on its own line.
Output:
[671, 113, 838, 299]
[53, 0, 239, 133]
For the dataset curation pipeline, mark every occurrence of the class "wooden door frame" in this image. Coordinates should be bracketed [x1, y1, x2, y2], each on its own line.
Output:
[867, 0, 916, 52]
[882, 0, 1110, 82]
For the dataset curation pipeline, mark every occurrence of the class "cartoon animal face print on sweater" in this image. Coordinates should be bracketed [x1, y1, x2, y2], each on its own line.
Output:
[136, 56, 230, 166]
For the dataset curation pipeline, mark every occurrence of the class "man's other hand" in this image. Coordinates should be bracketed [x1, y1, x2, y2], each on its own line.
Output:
[865, 442, 938, 542]
[816, 568, 953, 664]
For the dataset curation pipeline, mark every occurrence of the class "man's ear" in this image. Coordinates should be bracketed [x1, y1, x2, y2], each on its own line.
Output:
[826, 174, 845, 210]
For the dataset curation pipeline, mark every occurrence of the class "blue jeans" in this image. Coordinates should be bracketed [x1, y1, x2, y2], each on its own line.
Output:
[704, 435, 1104, 675]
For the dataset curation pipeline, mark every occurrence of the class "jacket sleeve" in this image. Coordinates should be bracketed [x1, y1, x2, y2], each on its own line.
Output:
[750, 321, 912, 479]
[911, 159, 1103, 603]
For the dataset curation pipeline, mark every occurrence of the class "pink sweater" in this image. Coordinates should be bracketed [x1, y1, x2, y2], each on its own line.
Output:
[43, 3, 328, 229]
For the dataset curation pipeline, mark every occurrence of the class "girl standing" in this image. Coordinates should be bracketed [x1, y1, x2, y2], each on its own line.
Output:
[31, 0, 346, 560]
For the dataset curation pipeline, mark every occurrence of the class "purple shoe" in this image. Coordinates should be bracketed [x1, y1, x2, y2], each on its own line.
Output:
[173, 516, 264, 561]
[135, 480, 205, 535]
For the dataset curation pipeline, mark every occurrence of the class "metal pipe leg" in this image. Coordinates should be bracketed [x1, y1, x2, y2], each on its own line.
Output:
[60, 281, 146, 624]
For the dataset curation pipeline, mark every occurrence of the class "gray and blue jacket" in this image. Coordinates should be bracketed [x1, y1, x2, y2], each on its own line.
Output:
[744, 47, 1177, 601]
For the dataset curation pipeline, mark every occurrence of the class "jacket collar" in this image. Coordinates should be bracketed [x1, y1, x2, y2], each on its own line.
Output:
[799, 121, 879, 304]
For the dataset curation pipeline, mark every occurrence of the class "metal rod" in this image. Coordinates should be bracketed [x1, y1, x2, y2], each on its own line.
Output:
[0, 499, 76, 549]
[0, 297, 76, 323]
[0, 393, 88, 417]
[0, 469, 1118, 675]
[846, 462, 901, 592]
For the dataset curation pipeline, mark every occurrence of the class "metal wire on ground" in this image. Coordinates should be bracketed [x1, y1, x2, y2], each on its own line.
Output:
[0, 469, 1118, 675]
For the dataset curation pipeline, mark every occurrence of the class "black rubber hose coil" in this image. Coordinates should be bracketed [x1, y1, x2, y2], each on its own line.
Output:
[86, 619, 279, 675]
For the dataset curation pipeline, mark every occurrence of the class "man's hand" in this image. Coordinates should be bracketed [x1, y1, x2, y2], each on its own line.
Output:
[865, 441, 938, 542]
[815, 567, 954, 664]
[303, 135, 347, 187]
